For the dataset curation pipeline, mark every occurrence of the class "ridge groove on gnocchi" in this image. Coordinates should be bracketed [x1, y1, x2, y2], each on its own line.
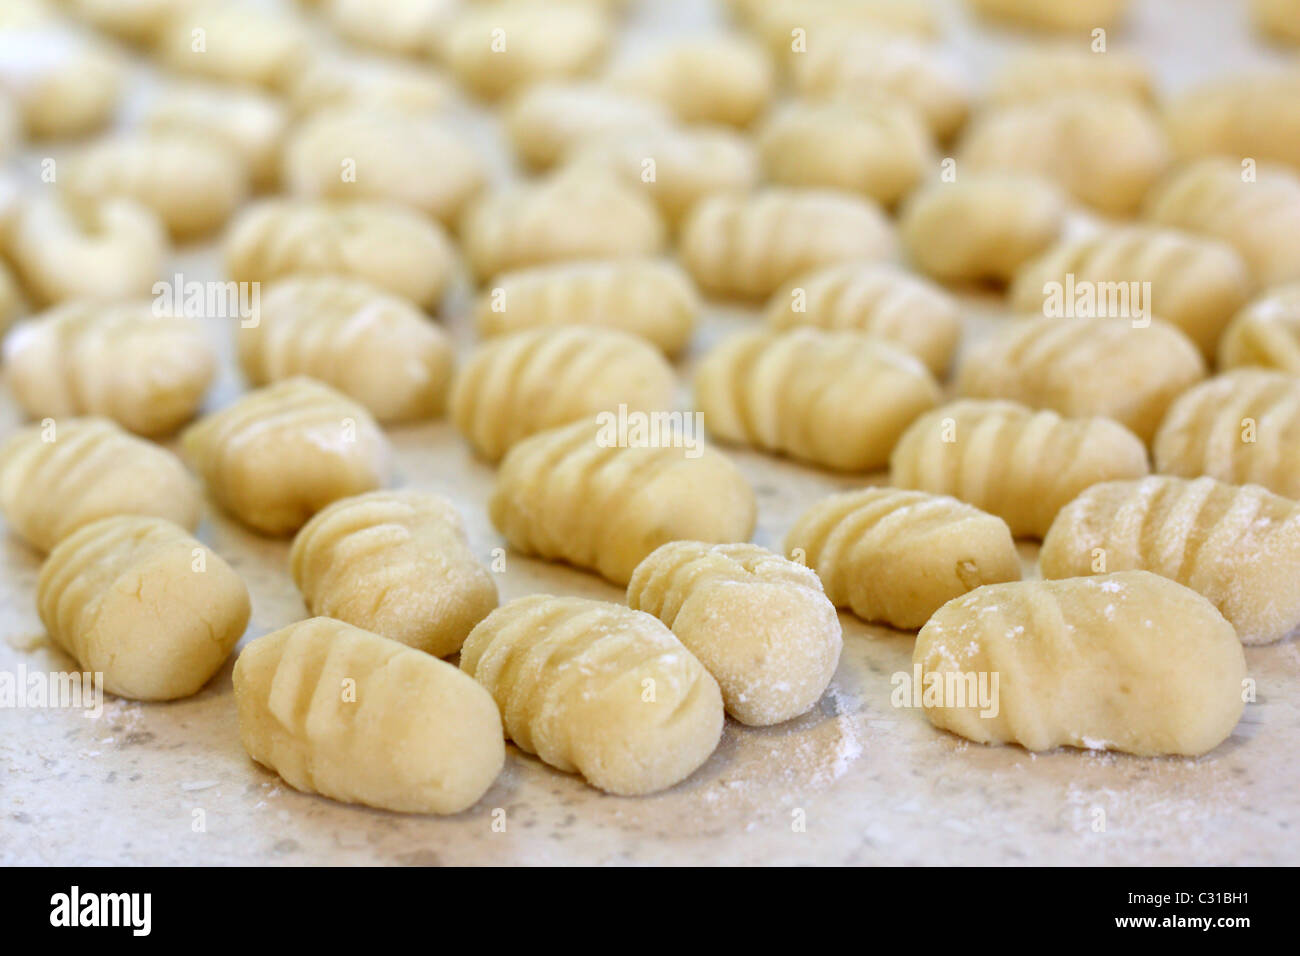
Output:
[1219, 283, 1300, 373]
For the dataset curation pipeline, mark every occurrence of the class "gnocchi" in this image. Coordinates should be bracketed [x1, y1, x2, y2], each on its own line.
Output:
[288, 53, 455, 116]
[966, 0, 1129, 31]
[988, 47, 1154, 105]
[65, 0, 195, 45]
[1253, 0, 1300, 43]
[504, 82, 671, 170]
[607, 36, 775, 128]
[154, 1, 311, 91]
[1165, 70, 1300, 170]
[1219, 283, 1300, 373]
[324, 0, 455, 56]
[0, 22, 123, 138]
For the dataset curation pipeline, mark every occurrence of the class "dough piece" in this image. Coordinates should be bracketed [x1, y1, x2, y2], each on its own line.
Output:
[38, 515, 250, 701]
[679, 189, 897, 300]
[154, 2, 310, 91]
[475, 259, 699, 356]
[1219, 283, 1300, 373]
[607, 36, 774, 128]
[504, 82, 671, 170]
[325, 0, 456, 56]
[0, 418, 200, 553]
[764, 262, 961, 377]
[785, 487, 1020, 629]
[0, 258, 24, 330]
[744, 0, 939, 66]
[1253, 0, 1300, 43]
[289, 54, 455, 116]
[290, 491, 497, 657]
[224, 199, 455, 309]
[6, 195, 167, 306]
[65, 132, 249, 239]
[788, 33, 969, 141]
[627, 541, 842, 725]
[1165, 70, 1300, 170]
[451, 327, 676, 462]
[1143, 158, 1300, 287]
[234, 617, 503, 814]
[237, 276, 454, 423]
[182, 377, 390, 536]
[490, 418, 756, 585]
[561, 125, 759, 226]
[758, 101, 934, 207]
[1008, 226, 1251, 357]
[0, 23, 123, 138]
[65, 0, 196, 45]
[695, 329, 940, 471]
[988, 46, 1154, 105]
[1041, 476, 1300, 645]
[460, 595, 723, 794]
[956, 317, 1205, 443]
[460, 172, 665, 281]
[282, 108, 485, 224]
[899, 174, 1067, 284]
[1152, 369, 1300, 499]
[890, 400, 1150, 538]
[5, 301, 215, 436]
[914, 571, 1245, 756]
[959, 93, 1168, 216]
[967, 0, 1129, 31]
[439, 0, 610, 100]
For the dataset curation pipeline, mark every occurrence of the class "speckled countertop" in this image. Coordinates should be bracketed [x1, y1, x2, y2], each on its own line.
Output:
[2, 0, 1299, 866]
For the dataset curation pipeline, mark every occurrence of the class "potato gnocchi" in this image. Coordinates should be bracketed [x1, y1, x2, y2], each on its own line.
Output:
[325, 0, 455, 56]
[1165, 70, 1300, 170]
[460, 595, 724, 795]
[1219, 283, 1300, 373]
[288, 53, 455, 116]
[0, 22, 123, 138]
[504, 82, 671, 170]
[1253, 0, 1300, 43]
[39, 516, 250, 701]
[154, 1, 311, 91]
[607, 36, 775, 128]
[988, 47, 1154, 105]
[785, 488, 1020, 630]
[966, 0, 1129, 31]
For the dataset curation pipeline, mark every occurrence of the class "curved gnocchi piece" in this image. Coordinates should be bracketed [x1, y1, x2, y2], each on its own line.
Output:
[154, 1, 311, 91]
[0, 22, 123, 138]
[182, 377, 391, 536]
[490, 418, 756, 585]
[460, 595, 724, 795]
[1042, 476, 1300, 645]
[224, 198, 456, 308]
[679, 189, 896, 300]
[1008, 226, 1252, 357]
[237, 276, 454, 423]
[235, 616, 504, 814]
[39, 515, 250, 701]
[786, 488, 1020, 630]
[324, 0, 455, 56]
[1165, 70, 1300, 170]
[0, 417, 200, 553]
[627, 541, 841, 726]
[890, 400, 1150, 538]
[695, 329, 940, 471]
[1253, 0, 1300, 42]
[451, 327, 676, 462]
[4, 301, 215, 436]
[914, 572, 1246, 756]
[504, 82, 671, 169]
[607, 36, 775, 128]
[1152, 369, 1300, 500]
[966, 0, 1129, 31]
[988, 47, 1154, 105]
[474, 259, 698, 355]
[1219, 283, 1300, 373]
[956, 317, 1205, 443]
[290, 491, 497, 658]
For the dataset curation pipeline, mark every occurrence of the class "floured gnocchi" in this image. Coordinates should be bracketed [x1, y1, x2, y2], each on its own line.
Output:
[1219, 283, 1300, 373]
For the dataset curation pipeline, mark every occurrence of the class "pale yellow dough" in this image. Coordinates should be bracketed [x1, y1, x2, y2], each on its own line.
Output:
[607, 36, 775, 128]
[1253, 0, 1300, 43]
[65, 0, 197, 45]
[234, 617, 504, 814]
[988, 47, 1154, 105]
[324, 0, 455, 56]
[288, 54, 455, 117]
[38, 515, 250, 701]
[290, 491, 497, 658]
[460, 595, 724, 795]
[154, 1, 311, 91]
[1165, 70, 1300, 171]
[504, 82, 672, 170]
[1219, 283, 1300, 373]
[183, 378, 390, 536]
[1042, 476, 1300, 645]
[490, 418, 756, 585]
[786, 488, 1020, 630]
[0, 22, 123, 138]
[914, 572, 1246, 757]
[967, 0, 1129, 31]
[0, 418, 200, 553]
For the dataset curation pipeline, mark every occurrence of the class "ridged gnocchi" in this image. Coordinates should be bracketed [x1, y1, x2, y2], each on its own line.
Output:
[39, 515, 250, 701]
[1042, 476, 1300, 645]
[914, 572, 1246, 756]
[235, 616, 504, 814]
[460, 595, 724, 795]
[324, 0, 455, 56]
[899, 174, 1067, 284]
[474, 259, 698, 355]
[695, 329, 940, 471]
[182, 377, 391, 536]
[504, 82, 671, 169]
[1165, 70, 1300, 170]
[966, 0, 1129, 31]
[237, 276, 454, 423]
[290, 491, 497, 658]
[1008, 226, 1252, 357]
[786, 488, 1020, 630]
[1219, 283, 1300, 373]
[890, 400, 1150, 539]
[224, 199, 456, 309]
[988, 47, 1154, 105]
[627, 541, 842, 726]
[0, 417, 200, 553]
[490, 418, 756, 585]
[0, 21, 123, 138]
[154, 1, 311, 91]
[1152, 369, 1300, 500]
[607, 36, 774, 128]
[451, 327, 676, 462]
[679, 189, 897, 300]
[765, 262, 961, 377]
[956, 317, 1206, 443]
[4, 301, 215, 436]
